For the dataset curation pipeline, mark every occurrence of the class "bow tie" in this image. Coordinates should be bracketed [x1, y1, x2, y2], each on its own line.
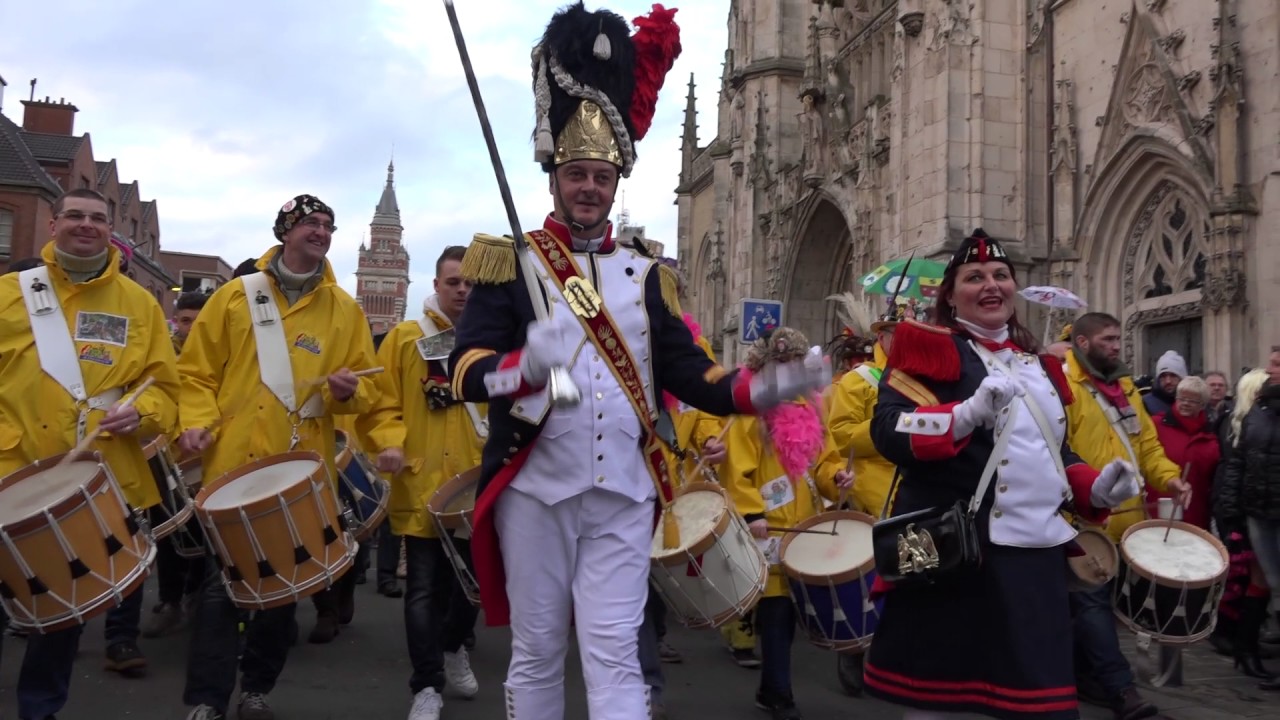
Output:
[977, 339, 1020, 353]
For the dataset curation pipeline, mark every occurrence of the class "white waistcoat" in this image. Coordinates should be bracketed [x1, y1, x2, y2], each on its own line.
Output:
[513, 246, 657, 506]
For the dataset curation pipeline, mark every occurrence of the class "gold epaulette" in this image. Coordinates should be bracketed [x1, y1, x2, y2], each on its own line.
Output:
[657, 263, 682, 317]
[459, 233, 517, 285]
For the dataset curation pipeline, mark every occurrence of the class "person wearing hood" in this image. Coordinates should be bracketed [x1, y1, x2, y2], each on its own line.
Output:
[1143, 350, 1187, 417]
[176, 194, 379, 720]
[0, 188, 179, 720]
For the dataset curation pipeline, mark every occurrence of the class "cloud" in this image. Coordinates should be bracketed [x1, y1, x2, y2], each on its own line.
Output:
[0, 0, 728, 314]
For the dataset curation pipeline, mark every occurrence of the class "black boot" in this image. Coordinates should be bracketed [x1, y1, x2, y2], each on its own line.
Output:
[1234, 596, 1276, 681]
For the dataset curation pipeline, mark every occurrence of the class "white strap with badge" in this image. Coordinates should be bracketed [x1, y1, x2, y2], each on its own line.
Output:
[241, 272, 322, 448]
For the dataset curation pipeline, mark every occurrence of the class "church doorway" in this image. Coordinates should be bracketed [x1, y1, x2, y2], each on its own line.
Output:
[784, 199, 853, 349]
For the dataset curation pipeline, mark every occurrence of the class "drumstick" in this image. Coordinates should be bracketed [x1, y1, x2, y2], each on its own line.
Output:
[767, 525, 837, 536]
[300, 366, 385, 389]
[688, 416, 736, 482]
[57, 377, 156, 468]
[1163, 463, 1191, 542]
[838, 445, 856, 510]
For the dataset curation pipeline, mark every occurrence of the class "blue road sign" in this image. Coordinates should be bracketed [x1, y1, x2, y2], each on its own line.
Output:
[740, 298, 783, 344]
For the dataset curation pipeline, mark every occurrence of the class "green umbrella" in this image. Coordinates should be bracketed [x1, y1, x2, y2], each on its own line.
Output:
[859, 256, 948, 301]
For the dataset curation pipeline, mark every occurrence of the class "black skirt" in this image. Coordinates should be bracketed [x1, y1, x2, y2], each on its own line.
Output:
[864, 542, 1079, 719]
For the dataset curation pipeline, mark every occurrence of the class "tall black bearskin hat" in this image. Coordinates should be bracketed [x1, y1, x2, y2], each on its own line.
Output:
[944, 228, 1013, 274]
[532, 2, 681, 178]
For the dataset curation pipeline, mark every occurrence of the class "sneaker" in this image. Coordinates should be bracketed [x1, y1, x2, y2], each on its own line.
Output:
[408, 687, 443, 720]
[308, 613, 340, 644]
[732, 648, 761, 668]
[141, 602, 185, 638]
[104, 640, 147, 677]
[658, 641, 683, 663]
[237, 692, 275, 720]
[444, 648, 479, 698]
[185, 705, 225, 720]
[755, 690, 802, 720]
[1114, 687, 1158, 720]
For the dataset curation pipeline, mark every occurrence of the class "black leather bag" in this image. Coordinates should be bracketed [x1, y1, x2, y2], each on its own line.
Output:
[872, 499, 983, 587]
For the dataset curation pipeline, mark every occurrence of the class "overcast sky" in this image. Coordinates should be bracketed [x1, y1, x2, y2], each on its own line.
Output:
[0, 0, 727, 313]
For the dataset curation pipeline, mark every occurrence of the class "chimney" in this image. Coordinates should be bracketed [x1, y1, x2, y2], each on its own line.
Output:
[21, 96, 79, 135]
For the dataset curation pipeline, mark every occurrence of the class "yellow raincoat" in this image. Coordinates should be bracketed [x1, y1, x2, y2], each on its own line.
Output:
[1064, 351, 1180, 541]
[662, 333, 725, 491]
[0, 243, 179, 509]
[721, 409, 843, 597]
[826, 343, 896, 517]
[177, 247, 378, 488]
[361, 310, 486, 539]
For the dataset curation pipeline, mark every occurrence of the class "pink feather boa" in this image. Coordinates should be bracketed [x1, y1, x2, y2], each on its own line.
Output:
[663, 313, 705, 412]
[761, 393, 825, 482]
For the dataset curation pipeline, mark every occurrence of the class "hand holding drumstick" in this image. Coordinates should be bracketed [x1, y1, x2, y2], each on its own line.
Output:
[300, 366, 385, 397]
[58, 377, 155, 467]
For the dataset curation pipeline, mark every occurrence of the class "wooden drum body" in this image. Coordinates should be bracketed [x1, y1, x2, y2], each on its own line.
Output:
[426, 466, 481, 606]
[1068, 527, 1119, 592]
[195, 452, 355, 609]
[649, 482, 767, 629]
[0, 452, 155, 632]
[1113, 520, 1228, 644]
[142, 435, 195, 539]
[167, 457, 208, 559]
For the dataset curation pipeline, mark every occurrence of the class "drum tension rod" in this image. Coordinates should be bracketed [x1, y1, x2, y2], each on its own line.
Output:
[766, 526, 838, 536]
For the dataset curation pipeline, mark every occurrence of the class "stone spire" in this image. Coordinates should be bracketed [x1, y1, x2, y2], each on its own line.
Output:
[681, 73, 698, 148]
[372, 160, 400, 228]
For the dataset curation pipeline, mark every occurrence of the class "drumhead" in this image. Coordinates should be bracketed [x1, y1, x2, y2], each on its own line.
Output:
[783, 518, 873, 576]
[202, 460, 320, 510]
[651, 489, 725, 554]
[0, 462, 100, 525]
[1123, 525, 1225, 583]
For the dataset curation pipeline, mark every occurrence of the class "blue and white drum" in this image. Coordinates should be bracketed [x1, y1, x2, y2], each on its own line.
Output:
[780, 510, 882, 654]
[334, 430, 389, 543]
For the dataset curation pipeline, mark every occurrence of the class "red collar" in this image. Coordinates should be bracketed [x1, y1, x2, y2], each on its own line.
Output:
[542, 214, 615, 253]
[976, 338, 1020, 353]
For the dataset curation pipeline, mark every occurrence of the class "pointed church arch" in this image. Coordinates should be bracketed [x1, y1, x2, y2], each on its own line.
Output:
[1075, 135, 1211, 375]
[782, 196, 853, 348]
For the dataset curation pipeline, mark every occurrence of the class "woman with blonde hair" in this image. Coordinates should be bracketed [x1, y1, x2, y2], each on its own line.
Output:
[1215, 363, 1280, 689]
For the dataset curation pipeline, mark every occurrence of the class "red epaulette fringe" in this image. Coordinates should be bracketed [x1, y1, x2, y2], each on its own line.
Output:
[886, 319, 960, 382]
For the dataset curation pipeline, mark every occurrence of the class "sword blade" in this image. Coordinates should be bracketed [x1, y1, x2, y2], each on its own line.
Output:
[442, 0, 527, 252]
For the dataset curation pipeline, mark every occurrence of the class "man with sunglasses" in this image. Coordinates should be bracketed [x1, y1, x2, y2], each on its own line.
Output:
[176, 194, 378, 720]
[0, 188, 179, 720]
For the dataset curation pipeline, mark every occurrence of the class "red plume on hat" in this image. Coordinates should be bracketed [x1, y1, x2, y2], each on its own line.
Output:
[629, 5, 682, 142]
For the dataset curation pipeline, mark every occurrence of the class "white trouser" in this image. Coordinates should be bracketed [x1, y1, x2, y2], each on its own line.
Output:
[496, 486, 654, 720]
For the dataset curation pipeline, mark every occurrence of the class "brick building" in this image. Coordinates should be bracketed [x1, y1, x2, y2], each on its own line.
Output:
[0, 92, 176, 301]
[355, 161, 410, 335]
[160, 250, 234, 311]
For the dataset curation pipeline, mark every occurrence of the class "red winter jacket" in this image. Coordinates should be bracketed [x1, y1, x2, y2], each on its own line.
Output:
[1150, 410, 1221, 529]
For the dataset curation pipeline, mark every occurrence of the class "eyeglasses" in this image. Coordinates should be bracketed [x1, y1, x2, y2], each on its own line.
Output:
[59, 210, 111, 225]
[298, 218, 337, 233]
[1175, 396, 1204, 407]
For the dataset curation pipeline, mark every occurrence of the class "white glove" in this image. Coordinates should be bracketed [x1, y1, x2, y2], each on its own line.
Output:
[749, 346, 831, 411]
[1090, 460, 1141, 509]
[519, 313, 574, 386]
[952, 374, 1022, 437]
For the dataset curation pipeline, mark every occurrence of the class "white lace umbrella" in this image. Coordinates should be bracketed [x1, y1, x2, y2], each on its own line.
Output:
[1019, 286, 1087, 346]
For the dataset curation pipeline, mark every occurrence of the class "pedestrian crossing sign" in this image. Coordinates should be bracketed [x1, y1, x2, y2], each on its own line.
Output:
[740, 298, 782, 345]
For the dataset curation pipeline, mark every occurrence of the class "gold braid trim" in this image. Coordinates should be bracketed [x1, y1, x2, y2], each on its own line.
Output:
[703, 365, 729, 384]
[657, 264, 683, 317]
[460, 234, 517, 285]
[451, 348, 497, 401]
[885, 370, 940, 408]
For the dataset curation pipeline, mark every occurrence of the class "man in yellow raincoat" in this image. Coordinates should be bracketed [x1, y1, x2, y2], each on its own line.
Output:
[176, 194, 378, 720]
[1063, 311, 1188, 720]
[824, 311, 898, 697]
[359, 245, 487, 720]
[0, 188, 179, 720]
[721, 327, 851, 720]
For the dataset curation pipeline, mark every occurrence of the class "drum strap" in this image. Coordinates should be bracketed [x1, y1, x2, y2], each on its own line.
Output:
[418, 309, 488, 440]
[1084, 385, 1143, 480]
[19, 266, 124, 441]
[852, 364, 882, 386]
[971, 342, 1067, 482]
[240, 272, 323, 424]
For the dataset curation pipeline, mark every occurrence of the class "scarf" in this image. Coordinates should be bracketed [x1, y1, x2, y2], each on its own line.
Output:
[1072, 346, 1133, 410]
[956, 317, 1017, 352]
[269, 253, 324, 306]
[54, 247, 109, 284]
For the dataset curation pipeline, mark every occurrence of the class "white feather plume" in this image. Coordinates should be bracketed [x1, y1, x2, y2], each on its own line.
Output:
[826, 291, 875, 336]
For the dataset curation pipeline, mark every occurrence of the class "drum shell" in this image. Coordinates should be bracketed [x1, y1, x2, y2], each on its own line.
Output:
[780, 510, 881, 653]
[195, 452, 354, 610]
[649, 482, 767, 629]
[0, 452, 153, 632]
[334, 430, 390, 543]
[1113, 520, 1227, 644]
[1067, 527, 1118, 592]
[142, 435, 195, 539]
[167, 457, 208, 559]
[426, 466, 482, 606]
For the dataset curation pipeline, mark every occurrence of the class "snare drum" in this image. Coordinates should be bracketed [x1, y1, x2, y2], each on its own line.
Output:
[142, 435, 195, 539]
[168, 457, 208, 559]
[334, 430, 390, 542]
[1113, 520, 1228, 644]
[0, 452, 155, 632]
[649, 482, 767, 629]
[1067, 527, 1119, 592]
[195, 452, 355, 609]
[780, 510, 882, 653]
[426, 466, 481, 606]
